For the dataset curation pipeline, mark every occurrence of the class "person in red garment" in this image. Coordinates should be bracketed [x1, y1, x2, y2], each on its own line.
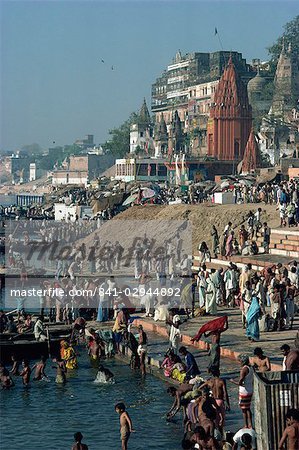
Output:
[191, 316, 228, 373]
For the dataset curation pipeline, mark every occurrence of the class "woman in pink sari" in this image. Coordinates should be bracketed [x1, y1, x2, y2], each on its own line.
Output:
[161, 350, 176, 377]
[225, 231, 234, 258]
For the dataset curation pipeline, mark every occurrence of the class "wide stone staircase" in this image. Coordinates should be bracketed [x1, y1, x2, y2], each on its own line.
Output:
[193, 228, 299, 272]
[255, 228, 299, 258]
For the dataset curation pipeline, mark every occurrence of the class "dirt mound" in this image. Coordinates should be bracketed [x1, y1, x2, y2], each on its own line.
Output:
[114, 203, 279, 251]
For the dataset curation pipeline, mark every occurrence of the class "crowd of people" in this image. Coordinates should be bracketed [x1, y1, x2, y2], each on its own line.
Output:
[195, 253, 299, 339]
[1, 178, 299, 449]
[1, 273, 299, 450]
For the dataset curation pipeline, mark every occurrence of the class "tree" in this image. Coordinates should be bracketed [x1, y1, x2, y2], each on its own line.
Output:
[260, 151, 272, 168]
[268, 15, 299, 70]
[21, 143, 43, 155]
[103, 112, 140, 158]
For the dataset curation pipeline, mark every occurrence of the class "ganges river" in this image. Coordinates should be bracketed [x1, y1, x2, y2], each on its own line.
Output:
[0, 352, 183, 450]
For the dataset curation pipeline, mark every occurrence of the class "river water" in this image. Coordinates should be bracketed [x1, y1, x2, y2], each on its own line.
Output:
[0, 331, 245, 450]
[0, 352, 184, 450]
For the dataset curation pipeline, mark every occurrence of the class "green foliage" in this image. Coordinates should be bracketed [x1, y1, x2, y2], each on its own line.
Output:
[21, 143, 43, 155]
[134, 145, 143, 155]
[260, 151, 272, 168]
[37, 144, 82, 170]
[267, 15, 299, 71]
[63, 144, 82, 158]
[103, 112, 140, 158]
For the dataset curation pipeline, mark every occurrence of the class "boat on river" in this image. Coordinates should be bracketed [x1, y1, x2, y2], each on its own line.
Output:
[0, 325, 71, 363]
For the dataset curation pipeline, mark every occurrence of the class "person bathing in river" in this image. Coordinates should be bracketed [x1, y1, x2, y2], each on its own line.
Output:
[52, 357, 67, 384]
[10, 354, 20, 376]
[137, 324, 147, 376]
[166, 384, 193, 420]
[94, 364, 114, 383]
[20, 359, 31, 387]
[71, 431, 88, 450]
[191, 425, 220, 450]
[199, 367, 230, 432]
[32, 356, 49, 381]
[115, 402, 135, 450]
[87, 336, 104, 367]
[191, 387, 219, 437]
[0, 363, 14, 389]
[61, 341, 78, 370]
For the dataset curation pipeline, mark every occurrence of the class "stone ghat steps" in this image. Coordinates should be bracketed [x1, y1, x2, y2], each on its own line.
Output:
[193, 253, 295, 272]
[255, 229, 299, 258]
[192, 229, 299, 271]
[193, 255, 269, 272]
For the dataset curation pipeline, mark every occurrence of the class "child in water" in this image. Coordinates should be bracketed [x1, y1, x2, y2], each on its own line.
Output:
[94, 364, 114, 383]
[71, 431, 88, 450]
[52, 357, 67, 384]
[115, 402, 135, 450]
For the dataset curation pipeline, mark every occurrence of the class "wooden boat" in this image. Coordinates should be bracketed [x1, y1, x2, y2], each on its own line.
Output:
[0, 333, 70, 363]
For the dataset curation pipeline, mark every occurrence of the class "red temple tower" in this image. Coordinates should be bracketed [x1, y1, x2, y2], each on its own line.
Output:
[241, 128, 261, 173]
[207, 57, 252, 161]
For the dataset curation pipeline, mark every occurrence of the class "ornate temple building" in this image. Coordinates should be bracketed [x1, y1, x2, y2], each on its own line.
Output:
[270, 41, 299, 120]
[153, 113, 168, 157]
[131, 101, 186, 157]
[167, 110, 185, 156]
[130, 99, 153, 153]
[247, 63, 272, 129]
[207, 57, 252, 161]
[259, 41, 299, 165]
[241, 128, 261, 174]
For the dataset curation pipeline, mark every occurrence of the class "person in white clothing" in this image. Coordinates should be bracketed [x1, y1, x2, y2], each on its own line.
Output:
[167, 315, 181, 354]
[232, 428, 257, 450]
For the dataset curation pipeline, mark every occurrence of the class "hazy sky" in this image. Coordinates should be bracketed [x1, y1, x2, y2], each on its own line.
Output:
[1, 1, 298, 151]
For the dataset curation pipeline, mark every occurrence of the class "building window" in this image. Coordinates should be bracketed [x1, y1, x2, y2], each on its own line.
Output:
[140, 132, 144, 138]
[158, 165, 167, 176]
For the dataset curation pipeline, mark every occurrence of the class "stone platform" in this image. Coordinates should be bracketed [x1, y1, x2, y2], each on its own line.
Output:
[133, 307, 299, 371]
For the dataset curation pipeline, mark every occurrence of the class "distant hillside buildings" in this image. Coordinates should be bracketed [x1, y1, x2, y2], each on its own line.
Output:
[52, 153, 114, 187]
[121, 44, 299, 182]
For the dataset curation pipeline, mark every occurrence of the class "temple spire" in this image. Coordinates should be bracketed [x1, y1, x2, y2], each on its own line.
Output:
[207, 57, 252, 160]
[139, 98, 151, 125]
[242, 128, 261, 173]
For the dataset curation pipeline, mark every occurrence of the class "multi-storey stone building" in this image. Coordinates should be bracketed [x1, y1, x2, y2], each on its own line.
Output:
[152, 50, 254, 122]
[151, 50, 254, 156]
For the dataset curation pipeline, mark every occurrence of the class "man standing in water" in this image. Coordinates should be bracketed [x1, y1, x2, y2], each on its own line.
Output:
[32, 356, 49, 381]
[199, 367, 230, 432]
[137, 325, 147, 376]
[71, 431, 88, 450]
[115, 402, 135, 450]
[20, 359, 31, 387]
